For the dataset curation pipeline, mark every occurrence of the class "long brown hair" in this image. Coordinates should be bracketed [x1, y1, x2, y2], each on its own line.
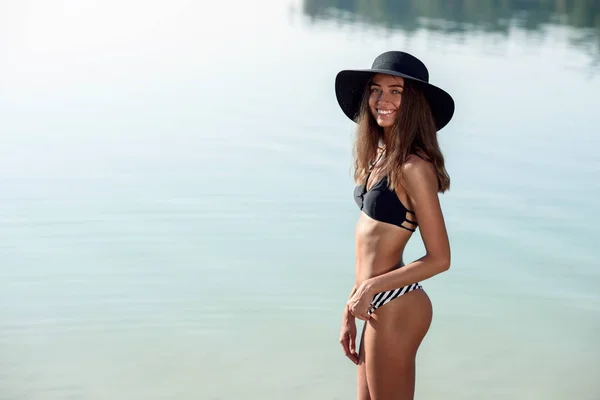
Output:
[352, 78, 450, 193]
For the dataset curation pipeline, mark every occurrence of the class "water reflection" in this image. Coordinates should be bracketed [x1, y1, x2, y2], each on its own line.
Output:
[302, 0, 600, 68]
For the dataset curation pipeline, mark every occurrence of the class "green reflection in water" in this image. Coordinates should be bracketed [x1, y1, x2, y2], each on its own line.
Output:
[302, 0, 600, 66]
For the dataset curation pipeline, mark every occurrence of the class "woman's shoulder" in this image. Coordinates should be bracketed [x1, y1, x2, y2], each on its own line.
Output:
[402, 152, 433, 171]
[400, 153, 437, 190]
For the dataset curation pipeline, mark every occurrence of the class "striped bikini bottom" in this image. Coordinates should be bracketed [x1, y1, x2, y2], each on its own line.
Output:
[368, 282, 423, 315]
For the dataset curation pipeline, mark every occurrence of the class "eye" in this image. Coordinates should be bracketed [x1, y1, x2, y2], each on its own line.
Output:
[370, 87, 381, 93]
[392, 89, 402, 95]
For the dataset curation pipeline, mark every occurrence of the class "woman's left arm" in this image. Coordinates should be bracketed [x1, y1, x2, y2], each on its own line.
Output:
[365, 156, 451, 294]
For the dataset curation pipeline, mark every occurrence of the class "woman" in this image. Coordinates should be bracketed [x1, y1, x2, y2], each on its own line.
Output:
[335, 51, 455, 400]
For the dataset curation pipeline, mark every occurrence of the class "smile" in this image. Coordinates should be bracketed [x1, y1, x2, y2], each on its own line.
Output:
[377, 109, 396, 115]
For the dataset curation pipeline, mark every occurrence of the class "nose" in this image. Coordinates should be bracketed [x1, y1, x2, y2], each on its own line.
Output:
[376, 91, 392, 104]
[377, 92, 389, 104]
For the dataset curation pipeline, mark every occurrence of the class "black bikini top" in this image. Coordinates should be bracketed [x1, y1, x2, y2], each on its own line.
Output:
[353, 171, 418, 232]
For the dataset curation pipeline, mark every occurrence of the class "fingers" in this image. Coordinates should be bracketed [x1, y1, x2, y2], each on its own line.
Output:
[348, 333, 359, 364]
[349, 305, 371, 321]
[340, 334, 359, 365]
[347, 298, 373, 321]
[354, 313, 370, 321]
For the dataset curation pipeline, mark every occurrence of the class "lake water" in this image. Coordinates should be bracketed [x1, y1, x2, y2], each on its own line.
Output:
[1, 0, 599, 399]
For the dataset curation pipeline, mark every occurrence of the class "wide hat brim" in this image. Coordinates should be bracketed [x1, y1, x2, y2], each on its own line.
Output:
[335, 69, 455, 131]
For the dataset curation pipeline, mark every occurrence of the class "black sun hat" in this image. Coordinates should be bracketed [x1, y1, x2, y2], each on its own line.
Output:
[335, 51, 455, 131]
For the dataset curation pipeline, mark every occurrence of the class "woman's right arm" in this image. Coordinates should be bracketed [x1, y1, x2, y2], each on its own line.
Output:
[339, 285, 359, 364]
[344, 284, 357, 314]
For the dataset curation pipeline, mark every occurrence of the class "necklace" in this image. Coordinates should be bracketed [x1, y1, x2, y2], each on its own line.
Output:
[369, 147, 386, 171]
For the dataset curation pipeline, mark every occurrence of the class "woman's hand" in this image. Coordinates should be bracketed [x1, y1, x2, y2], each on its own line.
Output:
[346, 281, 374, 321]
[339, 311, 359, 364]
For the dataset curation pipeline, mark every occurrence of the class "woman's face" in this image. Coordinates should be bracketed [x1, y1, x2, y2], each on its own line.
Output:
[368, 73, 404, 129]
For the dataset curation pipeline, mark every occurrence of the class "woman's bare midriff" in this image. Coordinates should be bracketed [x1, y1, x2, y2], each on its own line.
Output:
[354, 212, 413, 287]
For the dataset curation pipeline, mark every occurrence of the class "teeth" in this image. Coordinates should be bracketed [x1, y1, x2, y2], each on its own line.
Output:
[378, 109, 394, 115]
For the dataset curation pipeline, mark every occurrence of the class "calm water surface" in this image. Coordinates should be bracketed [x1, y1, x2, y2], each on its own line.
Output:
[1, 0, 599, 399]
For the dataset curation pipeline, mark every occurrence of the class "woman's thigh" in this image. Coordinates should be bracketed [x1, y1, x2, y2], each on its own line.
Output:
[361, 289, 433, 400]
